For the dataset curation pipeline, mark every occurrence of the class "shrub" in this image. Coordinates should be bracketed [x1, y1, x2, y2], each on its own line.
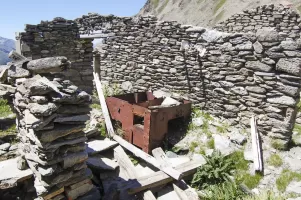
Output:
[268, 154, 283, 167]
[192, 150, 235, 189]
[276, 169, 301, 192]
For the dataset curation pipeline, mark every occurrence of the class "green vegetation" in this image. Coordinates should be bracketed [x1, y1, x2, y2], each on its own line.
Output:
[214, 0, 227, 14]
[0, 98, 13, 118]
[98, 122, 107, 137]
[90, 103, 101, 110]
[297, 99, 301, 112]
[214, 10, 225, 23]
[103, 83, 123, 98]
[192, 150, 235, 189]
[216, 122, 229, 134]
[276, 169, 301, 192]
[294, 124, 301, 135]
[128, 155, 139, 166]
[206, 138, 215, 149]
[189, 141, 198, 152]
[229, 151, 248, 171]
[0, 124, 17, 137]
[151, 0, 160, 8]
[271, 139, 286, 150]
[268, 154, 283, 167]
[243, 191, 286, 200]
[158, 0, 169, 13]
[202, 182, 245, 200]
[239, 173, 263, 189]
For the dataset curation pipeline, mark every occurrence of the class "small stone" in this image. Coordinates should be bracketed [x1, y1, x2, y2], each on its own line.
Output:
[29, 96, 48, 104]
[246, 86, 266, 94]
[192, 117, 203, 127]
[121, 81, 132, 92]
[280, 40, 298, 50]
[226, 75, 245, 82]
[230, 133, 247, 145]
[253, 41, 263, 53]
[256, 28, 281, 42]
[0, 143, 11, 151]
[27, 102, 58, 116]
[17, 156, 28, 170]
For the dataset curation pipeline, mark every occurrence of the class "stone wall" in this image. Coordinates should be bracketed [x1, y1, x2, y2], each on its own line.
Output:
[75, 5, 301, 146]
[18, 18, 94, 93]
[214, 4, 301, 38]
[18, 5, 301, 146]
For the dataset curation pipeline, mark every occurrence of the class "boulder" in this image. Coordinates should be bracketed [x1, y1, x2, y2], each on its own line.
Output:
[245, 61, 272, 72]
[267, 96, 296, 106]
[27, 56, 70, 73]
[27, 102, 59, 116]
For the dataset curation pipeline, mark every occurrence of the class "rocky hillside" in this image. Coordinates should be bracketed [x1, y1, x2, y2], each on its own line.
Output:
[0, 37, 15, 65]
[138, 0, 301, 28]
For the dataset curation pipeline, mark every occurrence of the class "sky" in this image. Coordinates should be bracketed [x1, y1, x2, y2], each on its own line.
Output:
[0, 0, 147, 40]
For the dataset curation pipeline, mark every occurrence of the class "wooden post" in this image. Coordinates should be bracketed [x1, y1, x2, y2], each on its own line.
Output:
[250, 116, 263, 173]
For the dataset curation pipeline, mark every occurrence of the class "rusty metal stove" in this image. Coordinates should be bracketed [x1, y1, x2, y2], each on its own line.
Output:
[106, 92, 191, 153]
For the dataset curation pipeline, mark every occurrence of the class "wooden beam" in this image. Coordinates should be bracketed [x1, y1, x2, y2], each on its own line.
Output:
[172, 184, 189, 200]
[250, 116, 263, 173]
[114, 146, 156, 200]
[93, 72, 115, 137]
[121, 160, 203, 194]
[152, 148, 183, 180]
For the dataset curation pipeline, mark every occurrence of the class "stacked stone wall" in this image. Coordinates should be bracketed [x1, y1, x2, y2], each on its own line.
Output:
[18, 18, 94, 93]
[18, 5, 301, 146]
[214, 4, 301, 38]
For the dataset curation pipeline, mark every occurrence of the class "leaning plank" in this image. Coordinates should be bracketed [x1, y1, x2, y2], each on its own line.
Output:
[94, 73, 181, 180]
[93, 72, 115, 137]
[114, 146, 156, 200]
[250, 116, 263, 173]
[122, 160, 203, 194]
[174, 180, 199, 200]
[152, 148, 183, 180]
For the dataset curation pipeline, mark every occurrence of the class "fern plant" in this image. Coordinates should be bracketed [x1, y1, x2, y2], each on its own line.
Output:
[202, 182, 245, 200]
[192, 150, 235, 189]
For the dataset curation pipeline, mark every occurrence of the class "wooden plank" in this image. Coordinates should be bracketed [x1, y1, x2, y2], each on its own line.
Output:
[173, 180, 199, 200]
[121, 160, 203, 194]
[250, 116, 263, 173]
[114, 146, 156, 200]
[93, 72, 115, 137]
[172, 184, 189, 200]
[152, 148, 183, 180]
[43, 187, 64, 200]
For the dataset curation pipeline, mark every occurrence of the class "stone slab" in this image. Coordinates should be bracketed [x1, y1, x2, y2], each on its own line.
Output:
[0, 157, 33, 189]
[86, 140, 118, 155]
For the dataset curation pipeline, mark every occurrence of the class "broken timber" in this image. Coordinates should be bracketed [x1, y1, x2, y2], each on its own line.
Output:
[152, 148, 183, 180]
[250, 116, 263, 173]
[122, 159, 203, 194]
[93, 71, 186, 180]
[114, 146, 156, 200]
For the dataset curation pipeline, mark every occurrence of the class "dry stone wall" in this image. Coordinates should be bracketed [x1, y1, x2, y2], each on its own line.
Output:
[18, 18, 94, 93]
[75, 5, 301, 147]
[214, 4, 301, 38]
[18, 5, 301, 146]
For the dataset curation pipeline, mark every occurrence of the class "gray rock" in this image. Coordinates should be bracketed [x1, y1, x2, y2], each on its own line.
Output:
[0, 143, 11, 151]
[246, 86, 266, 94]
[27, 56, 70, 73]
[231, 87, 248, 95]
[280, 40, 298, 50]
[208, 55, 232, 63]
[245, 61, 272, 72]
[17, 156, 28, 170]
[230, 133, 247, 145]
[27, 102, 59, 116]
[213, 134, 236, 155]
[277, 83, 299, 97]
[226, 75, 245, 82]
[29, 96, 48, 104]
[54, 114, 89, 124]
[276, 58, 301, 75]
[253, 41, 263, 53]
[256, 28, 280, 42]
[121, 81, 132, 92]
[165, 151, 178, 158]
[235, 41, 253, 50]
[286, 181, 301, 194]
[285, 157, 301, 172]
[192, 117, 204, 127]
[201, 29, 228, 42]
[9, 144, 18, 151]
[0, 150, 6, 156]
[8, 64, 31, 78]
[267, 96, 296, 106]
[0, 68, 8, 83]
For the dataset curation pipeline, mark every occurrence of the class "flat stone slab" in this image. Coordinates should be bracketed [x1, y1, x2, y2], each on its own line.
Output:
[86, 140, 118, 155]
[0, 157, 33, 189]
[86, 156, 118, 170]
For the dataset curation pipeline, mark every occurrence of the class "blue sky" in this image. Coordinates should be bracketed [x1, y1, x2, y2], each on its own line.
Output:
[0, 0, 147, 39]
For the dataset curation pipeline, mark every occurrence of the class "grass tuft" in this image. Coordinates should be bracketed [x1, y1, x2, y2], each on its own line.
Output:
[90, 103, 101, 110]
[0, 98, 13, 118]
[189, 141, 198, 152]
[214, 0, 227, 14]
[268, 154, 283, 167]
[206, 137, 215, 149]
[276, 169, 301, 192]
[228, 151, 249, 171]
[271, 139, 286, 150]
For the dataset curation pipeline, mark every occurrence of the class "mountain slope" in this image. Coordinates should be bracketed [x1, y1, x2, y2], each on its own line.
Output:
[0, 36, 15, 65]
[138, 0, 301, 28]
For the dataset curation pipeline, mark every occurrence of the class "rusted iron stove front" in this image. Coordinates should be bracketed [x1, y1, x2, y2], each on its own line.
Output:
[106, 92, 191, 153]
